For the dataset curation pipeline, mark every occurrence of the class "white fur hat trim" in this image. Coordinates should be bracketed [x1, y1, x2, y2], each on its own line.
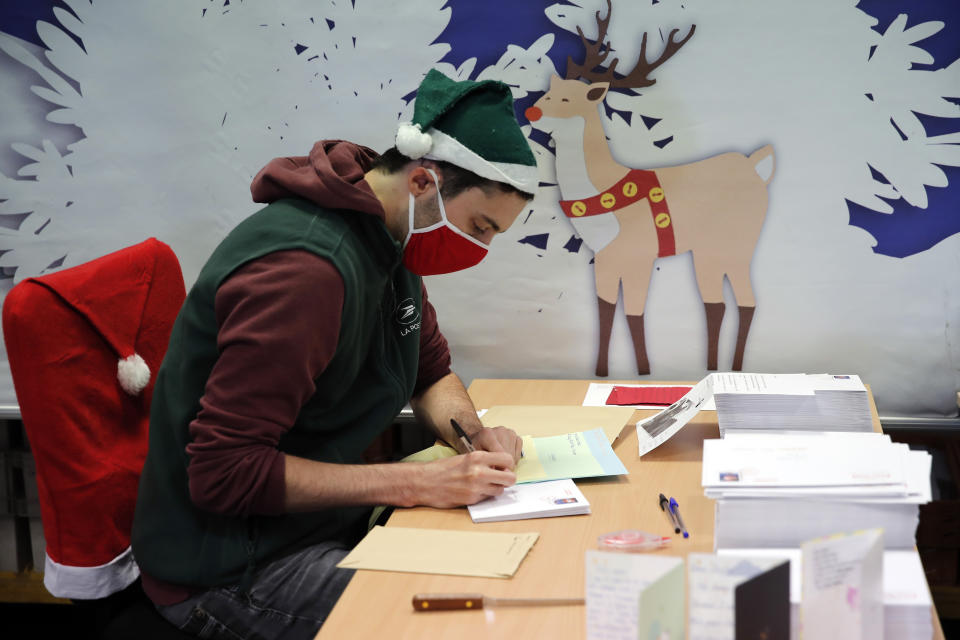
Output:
[117, 353, 150, 395]
[396, 122, 433, 159]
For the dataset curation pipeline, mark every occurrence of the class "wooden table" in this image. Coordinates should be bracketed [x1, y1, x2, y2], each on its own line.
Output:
[317, 379, 944, 639]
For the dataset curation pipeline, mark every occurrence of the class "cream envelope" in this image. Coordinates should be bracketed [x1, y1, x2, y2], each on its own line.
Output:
[337, 526, 539, 578]
[481, 404, 636, 444]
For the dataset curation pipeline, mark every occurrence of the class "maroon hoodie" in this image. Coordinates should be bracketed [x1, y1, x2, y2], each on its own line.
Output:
[143, 141, 452, 605]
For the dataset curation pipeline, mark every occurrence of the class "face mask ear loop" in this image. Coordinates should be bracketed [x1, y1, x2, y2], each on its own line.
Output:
[425, 169, 449, 225]
[425, 168, 489, 250]
[404, 167, 443, 250]
[402, 191, 415, 250]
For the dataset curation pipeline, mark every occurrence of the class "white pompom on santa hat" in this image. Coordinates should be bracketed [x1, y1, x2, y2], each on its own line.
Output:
[117, 353, 151, 395]
[395, 122, 433, 159]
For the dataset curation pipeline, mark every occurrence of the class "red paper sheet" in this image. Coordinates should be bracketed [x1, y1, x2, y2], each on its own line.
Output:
[605, 386, 692, 406]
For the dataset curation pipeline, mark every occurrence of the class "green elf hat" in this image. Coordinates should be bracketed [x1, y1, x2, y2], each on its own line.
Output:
[395, 69, 538, 195]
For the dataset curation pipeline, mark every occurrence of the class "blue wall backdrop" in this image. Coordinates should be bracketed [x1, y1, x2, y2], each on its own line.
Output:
[5, 1, 956, 260]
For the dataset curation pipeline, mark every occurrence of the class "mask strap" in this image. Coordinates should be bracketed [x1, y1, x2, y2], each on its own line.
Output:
[425, 169, 449, 224]
[426, 169, 489, 250]
[403, 191, 415, 250]
[402, 168, 489, 250]
[403, 169, 446, 250]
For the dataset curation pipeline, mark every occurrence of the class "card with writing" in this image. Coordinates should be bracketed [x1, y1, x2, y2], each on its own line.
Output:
[800, 528, 883, 640]
[688, 553, 790, 640]
[586, 550, 684, 640]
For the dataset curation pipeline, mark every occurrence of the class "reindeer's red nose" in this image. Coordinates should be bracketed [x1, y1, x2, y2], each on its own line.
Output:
[524, 106, 542, 122]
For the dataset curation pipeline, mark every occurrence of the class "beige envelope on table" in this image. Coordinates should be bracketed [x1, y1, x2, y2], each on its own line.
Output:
[481, 405, 636, 444]
[338, 526, 539, 578]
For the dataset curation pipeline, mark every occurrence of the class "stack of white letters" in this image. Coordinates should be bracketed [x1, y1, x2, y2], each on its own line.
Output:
[704, 431, 934, 640]
[712, 373, 874, 435]
[704, 431, 932, 549]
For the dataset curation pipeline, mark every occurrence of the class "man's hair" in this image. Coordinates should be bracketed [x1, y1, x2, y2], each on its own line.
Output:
[371, 147, 533, 201]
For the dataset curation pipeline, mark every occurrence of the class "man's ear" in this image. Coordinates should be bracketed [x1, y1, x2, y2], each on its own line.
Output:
[407, 165, 443, 197]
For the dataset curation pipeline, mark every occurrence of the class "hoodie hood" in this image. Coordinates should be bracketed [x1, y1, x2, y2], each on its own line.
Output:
[250, 140, 385, 219]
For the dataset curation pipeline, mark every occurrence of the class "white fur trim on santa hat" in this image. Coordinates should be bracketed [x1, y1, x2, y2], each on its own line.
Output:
[44, 546, 140, 599]
[117, 353, 150, 395]
[396, 122, 433, 159]
[424, 128, 539, 194]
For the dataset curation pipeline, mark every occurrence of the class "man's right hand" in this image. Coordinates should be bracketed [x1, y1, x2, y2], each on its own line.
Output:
[407, 451, 516, 509]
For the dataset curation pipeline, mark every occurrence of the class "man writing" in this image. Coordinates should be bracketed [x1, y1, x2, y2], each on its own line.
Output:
[132, 69, 539, 638]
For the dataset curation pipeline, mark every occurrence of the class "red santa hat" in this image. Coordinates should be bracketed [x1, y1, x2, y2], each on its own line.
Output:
[2, 238, 185, 598]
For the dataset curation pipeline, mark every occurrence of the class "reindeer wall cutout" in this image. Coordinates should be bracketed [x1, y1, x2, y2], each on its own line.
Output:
[526, 0, 775, 376]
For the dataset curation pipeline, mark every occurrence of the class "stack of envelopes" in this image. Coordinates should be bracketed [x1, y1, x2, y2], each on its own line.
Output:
[702, 431, 932, 549]
[712, 373, 874, 435]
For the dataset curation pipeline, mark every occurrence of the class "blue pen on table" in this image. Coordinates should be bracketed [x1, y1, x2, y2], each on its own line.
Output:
[658, 493, 681, 534]
[669, 497, 689, 539]
[450, 418, 476, 453]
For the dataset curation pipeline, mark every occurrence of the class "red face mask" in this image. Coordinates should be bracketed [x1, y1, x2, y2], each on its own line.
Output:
[402, 170, 489, 276]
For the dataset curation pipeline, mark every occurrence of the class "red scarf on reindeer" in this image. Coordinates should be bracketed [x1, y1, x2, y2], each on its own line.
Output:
[558, 169, 676, 258]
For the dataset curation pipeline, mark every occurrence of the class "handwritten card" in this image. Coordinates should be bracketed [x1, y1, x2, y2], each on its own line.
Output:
[801, 529, 883, 640]
[688, 553, 790, 640]
[585, 550, 684, 640]
[400, 428, 628, 484]
[518, 428, 627, 483]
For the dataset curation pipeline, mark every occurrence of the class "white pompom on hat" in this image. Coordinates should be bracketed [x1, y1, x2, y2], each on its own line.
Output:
[117, 353, 151, 396]
[395, 122, 433, 159]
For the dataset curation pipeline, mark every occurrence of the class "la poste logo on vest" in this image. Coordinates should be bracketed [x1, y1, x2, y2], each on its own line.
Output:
[395, 298, 420, 337]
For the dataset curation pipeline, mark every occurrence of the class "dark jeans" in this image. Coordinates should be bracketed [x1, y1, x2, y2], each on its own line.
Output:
[156, 541, 354, 640]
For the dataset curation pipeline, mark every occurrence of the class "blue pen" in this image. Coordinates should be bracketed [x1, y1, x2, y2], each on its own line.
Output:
[669, 497, 689, 539]
[659, 493, 680, 534]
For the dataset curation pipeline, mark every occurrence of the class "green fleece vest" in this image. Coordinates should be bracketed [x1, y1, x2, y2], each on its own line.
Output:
[132, 198, 422, 588]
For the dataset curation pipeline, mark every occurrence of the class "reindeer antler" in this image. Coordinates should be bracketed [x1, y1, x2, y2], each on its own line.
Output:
[566, 0, 696, 90]
[565, 0, 615, 82]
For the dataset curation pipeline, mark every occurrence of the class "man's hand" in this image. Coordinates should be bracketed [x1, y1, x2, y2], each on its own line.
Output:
[282, 451, 515, 512]
[410, 451, 517, 508]
[467, 425, 523, 465]
[409, 372, 525, 465]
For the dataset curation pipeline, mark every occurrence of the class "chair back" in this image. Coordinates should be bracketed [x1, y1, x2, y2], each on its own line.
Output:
[3, 238, 185, 599]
